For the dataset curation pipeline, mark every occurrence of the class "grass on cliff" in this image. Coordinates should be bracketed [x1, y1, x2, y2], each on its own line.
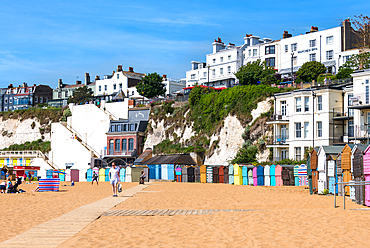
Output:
[0, 107, 63, 125]
[2, 139, 51, 153]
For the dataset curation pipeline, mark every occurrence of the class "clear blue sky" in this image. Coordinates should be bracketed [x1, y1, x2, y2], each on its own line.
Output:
[0, 0, 368, 88]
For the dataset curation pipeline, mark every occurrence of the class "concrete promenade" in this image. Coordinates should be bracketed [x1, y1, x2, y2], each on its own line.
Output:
[0, 184, 148, 248]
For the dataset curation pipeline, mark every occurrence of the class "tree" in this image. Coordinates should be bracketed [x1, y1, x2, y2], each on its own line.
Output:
[351, 15, 370, 50]
[67, 86, 93, 104]
[336, 66, 354, 79]
[136, 72, 166, 98]
[234, 59, 277, 85]
[296, 61, 326, 83]
[342, 52, 370, 70]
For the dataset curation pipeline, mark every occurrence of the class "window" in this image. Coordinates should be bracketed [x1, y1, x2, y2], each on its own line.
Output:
[293, 56, 297, 66]
[119, 83, 122, 89]
[4, 98, 7, 104]
[122, 139, 127, 151]
[317, 95, 322, 111]
[40, 97, 43, 103]
[116, 125, 121, 132]
[295, 147, 301, 161]
[115, 139, 120, 151]
[220, 57, 223, 62]
[304, 97, 309, 111]
[309, 53, 316, 61]
[248, 50, 251, 56]
[228, 55, 231, 60]
[343, 55, 351, 62]
[281, 101, 286, 116]
[265, 58, 275, 67]
[113, 84, 116, 90]
[35, 97, 38, 103]
[58, 91, 62, 98]
[109, 139, 114, 155]
[45, 98, 48, 103]
[212, 69, 215, 76]
[9, 97, 12, 104]
[65, 91, 69, 97]
[117, 74, 119, 79]
[104, 85, 107, 91]
[326, 36, 333, 45]
[295, 122, 301, 138]
[317, 121, 322, 137]
[285, 45, 288, 53]
[291, 43, 297, 51]
[110, 125, 115, 132]
[309, 39, 316, 47]
[132, 91, 134, 95]
[128, 138, 134, 151]
[349, 120, 354, 137]
[348, 93, 354, 116]
[130, 124, 135, 131]
[304, 122, 309, 138]
[295, 97, 301, 112]
[191, 74, 196, 79]
[227, 66, 231, 73]
[281, 149, 287, 160]
[265, 45, 275, 55]
[220, 68, 223, 75]
[99, 86, 101, 92]
[367, 83, 369, 104]
[253, 49, 257, 56]
[326, 50, 333, 60]
[203, 72, 207, 77]
[123, 124, 127, 131]
[213, 59, 216, 63]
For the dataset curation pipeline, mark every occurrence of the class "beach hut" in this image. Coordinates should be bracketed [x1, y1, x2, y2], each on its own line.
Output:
[234, 164, 242, 185]
[264, 165, 270, 186]
[65, 169, 79, 182]
[167, 164, 174, 181]
[162, 164, 168, 180]
[253, 167, 257, 186]
[182, 166, 188, 182]
[195, 166, 200, 183]
[248, 168, 253, 185]
[257, 165, 264, 186]
[275, 165, 282, 186]
[131, 166, 148, 182]
[298, 164, 308, 186]
[363, 145, 370, 206]
[242, 166, 248, 185]
[120, 167, 126, 182]
[223, 166, 229, 184]
[86, 168, 93, 182]
[99, 168, 105, 182]
[146, 164, 154, 180]
[125, 166, 132, 182]
[200, 165, 207, 183]
[341, 144, 352, 196]
[270, 165, 276, 186]
[311, 149, 318, 193]
[187, 166, 195, 182]
[282, 167, 291, 186]
[352, 145, 367, 205]
[229, 164, 234, 185]
[327, 155, 337, 194]
[336, 153, 343, 196]
[294, 165, 299, 186]
[46, 170, 53, 179]
[59, 169, 65, 182]
[317, 146, 343, 193]
[155, 164, 161, 180]
[213, 166, 219, 183]
[105, 168, 110, 181]
[219, 166, 225, 183]
[350, 180, 356, 201]
[207, 166, 213, 183]
[175, 166, 182, 182]
[306, 155, 313, 194]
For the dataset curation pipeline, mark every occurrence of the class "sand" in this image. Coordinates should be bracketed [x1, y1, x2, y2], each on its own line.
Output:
[2, 182, 370, 247]
[59, 183, 370, 248]
[0, 181, 137, 243]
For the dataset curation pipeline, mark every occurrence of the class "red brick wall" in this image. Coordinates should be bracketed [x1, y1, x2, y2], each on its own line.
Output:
[107, 134, 142, 155]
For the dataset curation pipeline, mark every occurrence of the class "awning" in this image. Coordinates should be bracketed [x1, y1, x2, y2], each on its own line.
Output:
[13, 166, 40, 170]
[323, 60, 336, 67]
[348, 104, 370, 110]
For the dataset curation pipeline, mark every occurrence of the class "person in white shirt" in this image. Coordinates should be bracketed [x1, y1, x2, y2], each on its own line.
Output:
[109, 162, 120, 197]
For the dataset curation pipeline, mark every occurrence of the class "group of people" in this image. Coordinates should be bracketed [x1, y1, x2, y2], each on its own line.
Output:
[0, 177, 23, 193]
[92, 162, 146, 197]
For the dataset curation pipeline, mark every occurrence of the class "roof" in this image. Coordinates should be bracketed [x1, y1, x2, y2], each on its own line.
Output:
[138, 154, 196, 165]
[134, 149, 152, 165]
[319, 146, 344, 155]
[122, 71, 145, 80]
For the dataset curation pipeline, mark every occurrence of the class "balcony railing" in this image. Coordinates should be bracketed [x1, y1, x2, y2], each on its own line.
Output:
[271, 135, 289, 145]
[270, 111, 289, 121]
[105, 150, 136, 156]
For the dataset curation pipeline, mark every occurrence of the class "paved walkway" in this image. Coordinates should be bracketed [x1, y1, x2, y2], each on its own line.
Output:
[103, 209, 266, 216]
[0, 184, 148, 248]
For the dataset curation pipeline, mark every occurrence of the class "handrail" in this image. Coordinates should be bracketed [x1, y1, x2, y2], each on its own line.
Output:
[65, 124, 100, 158]
[99, 106, 118, 120]
[334, 181, 370, 210]
[37, 150, 59, 170]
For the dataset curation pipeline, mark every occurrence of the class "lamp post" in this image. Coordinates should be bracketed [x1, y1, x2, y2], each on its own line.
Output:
[207, 65, 210, 87]
[312, 90, 316, 148]
[337, 55, 342, 75]
[291, 52, 294, 81]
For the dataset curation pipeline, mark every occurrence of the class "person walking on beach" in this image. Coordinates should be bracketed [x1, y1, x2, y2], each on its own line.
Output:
[92, 171, 99, 185]
[109, 163, 120, 197]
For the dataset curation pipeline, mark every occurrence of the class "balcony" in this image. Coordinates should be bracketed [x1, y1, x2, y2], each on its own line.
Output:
[105, 150, 136, 157]
[267, 111, 289, 123]
[271, 135, 289, 145]
[332, 107, 353, 120]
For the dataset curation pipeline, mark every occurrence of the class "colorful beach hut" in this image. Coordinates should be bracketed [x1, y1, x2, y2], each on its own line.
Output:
[195, 166, 200, 183]
[253, 167, 257, 186]
[187, 166, 195, 182]
[234, 164, 242, 185]
[341, 144, 352, 196]
[248, 168, 253, 185]
[162, 164, 168, 180]
[65, 169, 79, 182]
[264, 165, 270, 186]
[275, 165, 282, 186]
[182, 166, 188, 182]
[311, 149, 318, 193]
[213, 166, 219, 183]
[327, 155, 337, 194]
[167, 164, 175, 181]
[58, 169, 65, 182]
[125, 166, 132, 182]
[270, 165, 276, 186]
[228, 164, 234, 185]
[105, 168, 110, 181]
[352, 145, 367, 205]
[294, 165, 299, 186]
[282, 167, 291, 186]
[242, 166, 248, 185]
[257, 165, 264, 186]
[363, 145, 370, 206]
[207, 166, 213, 183]
[155, 164, 161, 180]
[336, 153, 344, 196]
[223, 166, 229, 184]
[99, 168, 105, 182]
[120, 167, 126, 182]
[219, 166, 225, 183]
[176, 166, 182, 182]
[87, 168, 93, 182]
[200, 165, 207, 183]
[298, 164, 308, 186]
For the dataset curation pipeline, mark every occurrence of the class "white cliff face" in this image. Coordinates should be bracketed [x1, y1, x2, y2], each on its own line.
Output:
[0, 117, 50, 150]
[249, 97, 272, 126]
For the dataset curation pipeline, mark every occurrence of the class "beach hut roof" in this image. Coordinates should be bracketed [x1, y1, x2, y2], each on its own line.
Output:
[318, 146, 344, 156]
[138, 154, 196, 165]
[134, 148, 153, 165]
[352, 144, 368, 154]
[326, 154, 337, 161]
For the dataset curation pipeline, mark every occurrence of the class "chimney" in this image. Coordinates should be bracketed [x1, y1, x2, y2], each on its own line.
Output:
[117, 65, 122, 72]
[84, 73, 90, 85]
[212, 37, 226, 53]
[76, 80, 82, 85]
[8, 84, 13, 88]
[243, 34, 252, 45]
[163, 75, 167, 80]
[58, 79, 63, 89]
[282, 31, 292, 39]
[129, 67, 134, 72]
[310, 26, 318, 32]
[95, 75, 100, 81]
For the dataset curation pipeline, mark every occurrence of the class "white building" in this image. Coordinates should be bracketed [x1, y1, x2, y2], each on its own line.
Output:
[162, 75, 186, 95]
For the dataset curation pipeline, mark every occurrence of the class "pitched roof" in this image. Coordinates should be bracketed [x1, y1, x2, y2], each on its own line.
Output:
[134, 149, 152, 165]
[319, 146, 344, 155]
[139, 154, 196, 165]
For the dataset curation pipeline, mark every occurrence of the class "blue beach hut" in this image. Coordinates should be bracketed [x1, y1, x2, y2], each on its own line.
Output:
[257, 165, 264, 186]
[120, 167, 126, 182]
[270, 164, 276, 186]
[155, 164, 161, 179]
[86, 168, 93, 182]
[167, 164, 174, 181]
[229, 164, 234, 185]
[242, 166, 248, 185]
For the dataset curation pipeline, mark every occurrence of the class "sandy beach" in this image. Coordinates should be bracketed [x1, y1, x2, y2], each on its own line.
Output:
[2, 182, 370, 247]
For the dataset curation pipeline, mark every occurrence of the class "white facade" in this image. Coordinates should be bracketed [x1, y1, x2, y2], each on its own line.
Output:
[162, 77, 186, 95]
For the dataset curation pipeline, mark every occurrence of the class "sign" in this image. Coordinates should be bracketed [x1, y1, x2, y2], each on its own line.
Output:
[349, 97, 358, 102]
[343, 136, 349, 143]
[13, 166, 40, 170]
[328, 160, 335, 177]
[297, 47, 318, 54]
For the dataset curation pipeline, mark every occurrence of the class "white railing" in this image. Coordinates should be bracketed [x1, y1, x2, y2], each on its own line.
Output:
[0, 150, 58, 170]
[64, 124, 100, 158]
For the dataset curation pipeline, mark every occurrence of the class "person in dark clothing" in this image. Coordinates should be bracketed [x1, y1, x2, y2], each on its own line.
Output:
[92, 171, 99, 185]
